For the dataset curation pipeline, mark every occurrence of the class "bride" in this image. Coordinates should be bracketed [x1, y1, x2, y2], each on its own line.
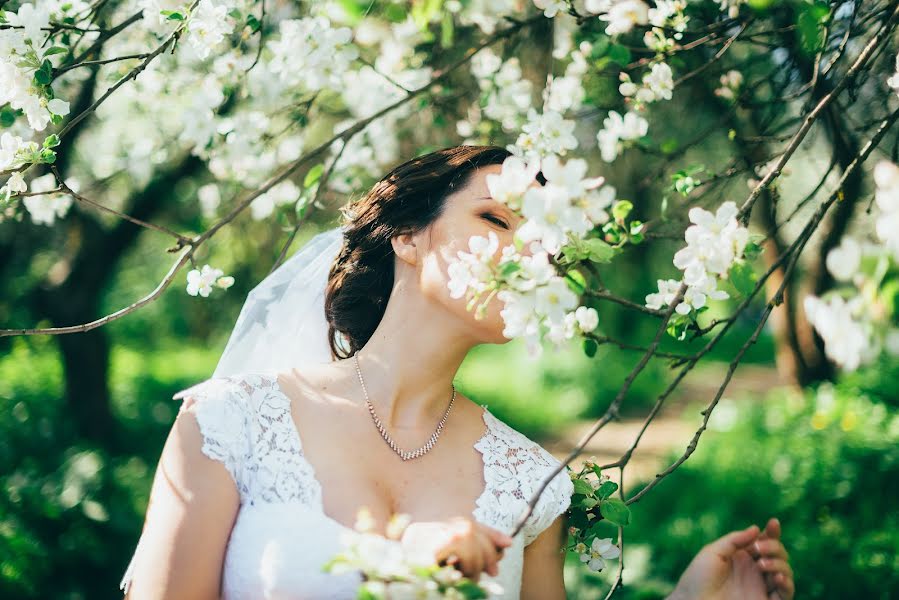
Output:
[119, 145, 795, 599]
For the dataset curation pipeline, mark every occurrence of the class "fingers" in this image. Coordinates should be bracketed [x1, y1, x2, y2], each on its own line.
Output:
[758, 557, 793, 579]
[709, 523, 760, 557]
[476, 529, 501, 577]
[770, 571, 795, 600]
[482, 523, 513, 549]
[474, 523, 509, 578]
[748, 538, 790, 562]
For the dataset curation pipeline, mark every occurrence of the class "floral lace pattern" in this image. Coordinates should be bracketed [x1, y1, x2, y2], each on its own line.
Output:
[120, 372, 573, 598]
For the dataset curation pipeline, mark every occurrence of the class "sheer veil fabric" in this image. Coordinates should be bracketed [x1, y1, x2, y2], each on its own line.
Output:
[210, 224, 345, 380]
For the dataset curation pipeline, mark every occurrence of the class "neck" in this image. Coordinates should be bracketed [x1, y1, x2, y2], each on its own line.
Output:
[347, 280, 478, 429]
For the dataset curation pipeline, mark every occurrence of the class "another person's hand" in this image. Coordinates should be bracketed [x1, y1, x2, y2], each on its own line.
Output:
[400, 517, 513, 582]
[669, 517, 795, 600]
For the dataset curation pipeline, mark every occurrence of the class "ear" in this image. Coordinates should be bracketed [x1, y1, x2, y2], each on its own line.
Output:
[391, 231, 418, 266]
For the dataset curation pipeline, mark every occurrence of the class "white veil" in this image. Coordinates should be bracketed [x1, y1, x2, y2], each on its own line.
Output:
[174, 223, 347, 400]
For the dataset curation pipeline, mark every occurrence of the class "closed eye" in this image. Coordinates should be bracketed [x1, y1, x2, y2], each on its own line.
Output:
[481, 213, 509, 229]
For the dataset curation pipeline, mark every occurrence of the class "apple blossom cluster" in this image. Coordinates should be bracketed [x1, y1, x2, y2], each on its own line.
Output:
[802, 160, 899, 371]
[322, 507, 503, 599]
[465, 48, 535, 134]
[185, 264, 234, 297]
[0, 3, 74, 132]
[446, 154, 609, 358]
[645, 201, 750, 317]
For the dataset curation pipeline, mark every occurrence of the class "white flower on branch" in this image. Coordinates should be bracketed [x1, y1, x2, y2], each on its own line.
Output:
[824, 237, 862, 283]
[597, 110, 648, 163]
[588, 0, 650, 36]
[21, 173, 76, 226]
[4, 2, 51, 45]
[268, 16, 359, 92]
[1, 171, 27, 203]
[803, 294, 878, 372]
[186, 264, 234, 297]
[186, 0, 233, 60]
[511, 107, 579, 160]
[873, 160, 899, 260]
[533, 0, 568, 18]
[578, 537, 621, 572]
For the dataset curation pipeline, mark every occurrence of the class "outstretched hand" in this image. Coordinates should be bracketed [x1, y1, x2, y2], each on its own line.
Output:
[669, 517, 794, 600]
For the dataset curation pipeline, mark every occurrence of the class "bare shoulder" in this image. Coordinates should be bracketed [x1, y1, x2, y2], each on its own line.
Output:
[122, 380, 242, 597]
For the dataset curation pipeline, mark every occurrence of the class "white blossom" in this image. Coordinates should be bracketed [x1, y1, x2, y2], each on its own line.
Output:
[598, 1, 650, 36]
[825, 237, 862, 283]
[533, 0, 568, 18]
[510, 107, 578, 160]
[579, 537, 621, 572]
[268, 16, 359, 92]
[803, 294, 878, 371]
[21, 173, 76, 226]
[597, 110, 648, 163]
[4, 3, 51, 44]
[186, 264, 233, 297]
[485, 154, 542, 211]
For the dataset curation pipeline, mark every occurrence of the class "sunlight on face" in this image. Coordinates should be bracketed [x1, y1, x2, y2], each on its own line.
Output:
[416, 163, 541, 344]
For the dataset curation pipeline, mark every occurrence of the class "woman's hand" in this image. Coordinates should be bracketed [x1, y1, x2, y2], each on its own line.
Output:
[669, 517, 795, 600]
[400, 516, 513, 582]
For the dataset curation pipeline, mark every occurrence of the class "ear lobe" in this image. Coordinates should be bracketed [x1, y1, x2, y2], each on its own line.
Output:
[391, 233, 418, 266]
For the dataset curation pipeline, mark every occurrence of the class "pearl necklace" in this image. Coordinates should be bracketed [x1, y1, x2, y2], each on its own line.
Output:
[353, 352, 456, 461]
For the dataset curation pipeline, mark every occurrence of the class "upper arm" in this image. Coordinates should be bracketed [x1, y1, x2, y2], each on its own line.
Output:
[521, 510, 569, 600]
[520, 454, 574, 600]
[122, 398, 241, 599]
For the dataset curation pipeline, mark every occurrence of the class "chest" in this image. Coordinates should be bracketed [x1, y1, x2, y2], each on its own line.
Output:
[288, 401, 491, 535]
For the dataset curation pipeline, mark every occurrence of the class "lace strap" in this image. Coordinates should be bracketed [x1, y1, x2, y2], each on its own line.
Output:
[180, 376, 253, 494]
[475, 410, 574, 546]
[522, 458, 574, 546]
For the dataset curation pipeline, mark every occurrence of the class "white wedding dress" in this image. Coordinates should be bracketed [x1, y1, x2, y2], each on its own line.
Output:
[119, 372, 574, 599]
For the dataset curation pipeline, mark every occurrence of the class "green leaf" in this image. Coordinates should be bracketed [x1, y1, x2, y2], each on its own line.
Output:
[608, 44, 631, 66]
[666, 313, 691, 340]
[246, 14, 261, 33]
[797, 2, 830, 54]
[573, 478, 595, 496]
[33, 64, 52, 85]
[600, 497, 631, 526]
[729, 261, 757, 296]
[660, 138, 679, 154]
[597, 480, 618, 500]
[611, 200, 632, 222]
[566, 269, 587, 294]
[499, 261, 521, 277]
[580, 496, 599, 509]
[583, 337, 598, 358]
[303, 163, 324, 188]
[42, 46, 68, 57]
[0, 106, 17, 128]
[585, 238, 615, 263]
[160, 9, 185, 21]
[441, 9, 454, 48]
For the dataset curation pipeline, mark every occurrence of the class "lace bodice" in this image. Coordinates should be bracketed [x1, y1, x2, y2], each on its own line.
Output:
[119, 372, 574, 598]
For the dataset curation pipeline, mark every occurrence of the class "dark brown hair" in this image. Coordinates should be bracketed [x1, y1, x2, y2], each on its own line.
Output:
[324, 144, 545, 360]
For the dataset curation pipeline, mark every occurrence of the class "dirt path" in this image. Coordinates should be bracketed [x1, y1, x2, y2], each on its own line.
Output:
[542, 362, 789, 486]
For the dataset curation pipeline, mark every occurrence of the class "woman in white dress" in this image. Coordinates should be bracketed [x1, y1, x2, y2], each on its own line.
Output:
[120, 145, 795, 599]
